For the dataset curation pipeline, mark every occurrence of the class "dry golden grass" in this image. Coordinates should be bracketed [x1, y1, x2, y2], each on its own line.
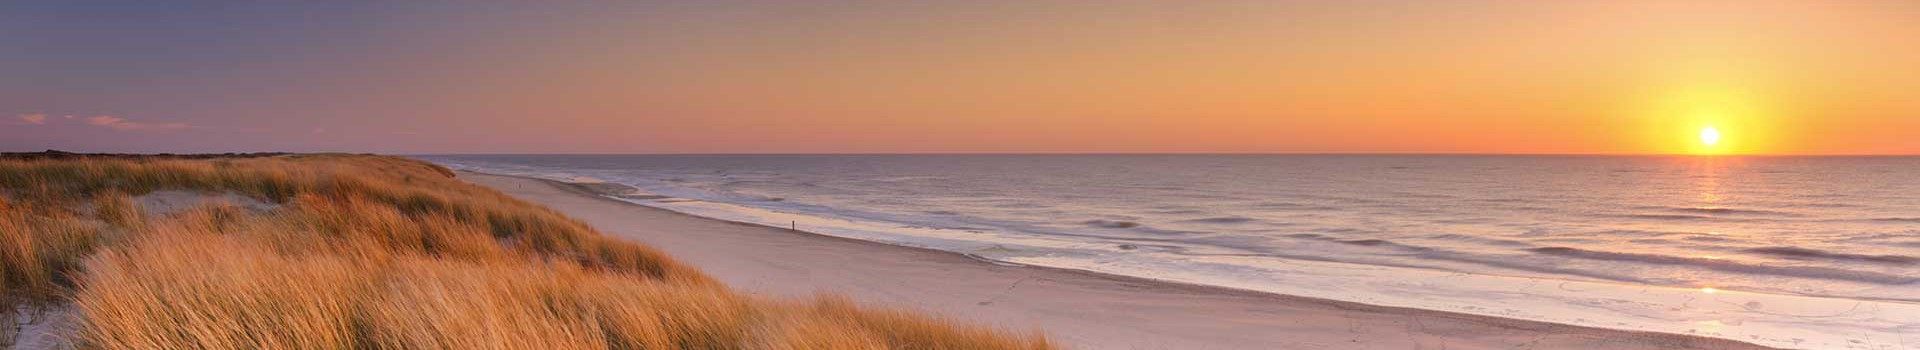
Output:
[0, 154, 1050, 349]
[76, 229, 364, 349]
[1, 196, 104, 310]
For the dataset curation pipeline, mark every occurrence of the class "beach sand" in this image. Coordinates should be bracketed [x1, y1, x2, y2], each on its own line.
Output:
[461, 171, 1773, 350]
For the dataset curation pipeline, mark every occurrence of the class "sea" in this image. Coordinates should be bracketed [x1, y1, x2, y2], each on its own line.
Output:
[421, 154, 1920, 349]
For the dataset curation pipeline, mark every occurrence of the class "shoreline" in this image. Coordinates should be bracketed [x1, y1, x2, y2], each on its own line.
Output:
[460, 170, 1776, 349]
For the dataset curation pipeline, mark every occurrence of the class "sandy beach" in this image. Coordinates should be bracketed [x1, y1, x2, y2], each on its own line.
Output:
[461, 171, 1773, 350]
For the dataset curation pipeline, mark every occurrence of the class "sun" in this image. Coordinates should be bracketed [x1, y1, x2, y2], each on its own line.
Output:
[1699, 126, 1722, 147]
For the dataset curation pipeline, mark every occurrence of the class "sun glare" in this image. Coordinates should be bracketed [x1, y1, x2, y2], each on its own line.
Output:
[1699, 127, 1722, 147]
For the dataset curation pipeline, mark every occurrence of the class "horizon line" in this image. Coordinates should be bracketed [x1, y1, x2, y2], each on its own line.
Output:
[10, 149, 1918, 157]
[402, 151, 1920, 157]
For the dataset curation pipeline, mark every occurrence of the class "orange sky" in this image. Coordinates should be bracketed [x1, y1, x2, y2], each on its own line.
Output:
[5, 1, 1918, 154]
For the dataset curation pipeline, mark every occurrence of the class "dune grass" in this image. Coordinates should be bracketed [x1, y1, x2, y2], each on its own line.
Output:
[0, 154, 1050, 349]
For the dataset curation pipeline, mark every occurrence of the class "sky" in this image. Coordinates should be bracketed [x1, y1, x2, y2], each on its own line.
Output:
[4, 1, 1918, 155]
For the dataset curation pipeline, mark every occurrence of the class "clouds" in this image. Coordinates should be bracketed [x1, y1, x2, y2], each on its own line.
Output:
[85, 115, 191, 131]
[9, 113, 192, 131]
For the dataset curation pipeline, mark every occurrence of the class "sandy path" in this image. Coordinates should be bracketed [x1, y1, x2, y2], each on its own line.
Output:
[463, 171, 1772, 350]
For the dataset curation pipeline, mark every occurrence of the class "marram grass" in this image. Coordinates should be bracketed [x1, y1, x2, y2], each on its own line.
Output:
[0, 154, 1050, 349]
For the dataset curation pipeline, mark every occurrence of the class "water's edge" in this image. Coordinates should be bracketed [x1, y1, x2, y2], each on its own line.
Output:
[462, 169, 1897, 350]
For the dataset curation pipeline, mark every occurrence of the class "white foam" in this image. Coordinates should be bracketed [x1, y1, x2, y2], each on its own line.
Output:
[619, 193, 1919, 350]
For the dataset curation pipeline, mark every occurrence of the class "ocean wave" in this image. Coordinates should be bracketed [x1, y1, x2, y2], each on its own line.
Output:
[1272, 234, 1646, 283]
[1682, 235, 1734, 242]
[1433, 217, 1495, 225]
[1615, 213, 1716, 221]
[1391, 191, 1458, 199]
[1335, 239, 1439, 252]
[1337, 239, 1390, 246]
[1254, 202, 1340, 211]
[1284, 233, 1402, 248]
[1529, 247, 1918, 285]
[1660, 206, 1800, 217]
[1867, 217, 1920, 223]
[869, 176, 948, 183]
[1613, 206, 1804, 221]
[1075, 219, 1203, 236]
[1315, 227, 1377, 235]
[1779, 202, 1860, 209]
[1175, 216, 1257, 224]
[1147, 208, 1206, 215]
[1083, 219, 1140, 229]
[1595, 229, 1693, 237]
[1744, 247, 1918, 265]
[1426, 233, 1532, 247]
[1839, 232, 1920, 248]
[985, 201, 1048, 209]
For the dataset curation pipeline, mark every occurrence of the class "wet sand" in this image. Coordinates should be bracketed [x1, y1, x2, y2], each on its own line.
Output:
[461, 171, 1773, 350]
